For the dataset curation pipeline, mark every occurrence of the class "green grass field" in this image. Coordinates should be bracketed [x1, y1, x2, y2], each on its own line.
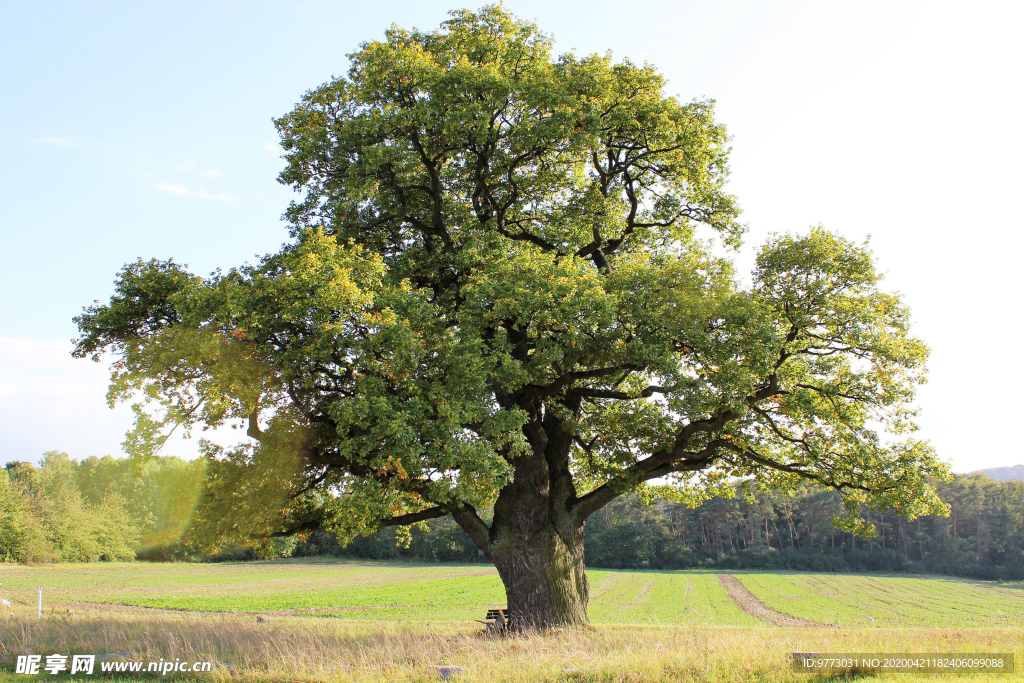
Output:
[1, 560, 1022, 682]
[736, 572, 1024, 628]
[0, 560, 757, 625]
[1, 559, 1020, 628]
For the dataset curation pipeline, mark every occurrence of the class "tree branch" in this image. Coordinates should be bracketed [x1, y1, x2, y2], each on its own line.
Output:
[246, 409, 264, 441]
[571, 385, 664, 400]
[447, 501, 492, 554]
[380, 506, 449, 527]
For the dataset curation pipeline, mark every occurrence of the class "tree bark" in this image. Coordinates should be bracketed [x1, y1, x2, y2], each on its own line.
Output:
[473, 395, 591, 631]
[489, 521, 589, 630]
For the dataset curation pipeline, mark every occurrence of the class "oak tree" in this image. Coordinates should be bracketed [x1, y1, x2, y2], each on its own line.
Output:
[74, 6, 948, 629]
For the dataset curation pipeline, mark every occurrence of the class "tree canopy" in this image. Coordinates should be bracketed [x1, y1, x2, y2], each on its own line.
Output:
[74, 5, 948, 628]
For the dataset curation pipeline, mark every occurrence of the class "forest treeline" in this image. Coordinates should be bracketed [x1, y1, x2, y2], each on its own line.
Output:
[302, 474, 1024, 581]
[0, 452, 203, 563]
[2, 453, 1022, 580]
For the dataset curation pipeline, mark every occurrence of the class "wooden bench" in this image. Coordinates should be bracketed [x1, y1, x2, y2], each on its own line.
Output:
[478, 608, 511, 630]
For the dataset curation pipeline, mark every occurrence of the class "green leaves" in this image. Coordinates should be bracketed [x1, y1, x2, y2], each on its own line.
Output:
[75, 6, 947, 549]
[73, 258, 197, 362]
[731, 230, 947, 524]
[275, 6, 740, 278]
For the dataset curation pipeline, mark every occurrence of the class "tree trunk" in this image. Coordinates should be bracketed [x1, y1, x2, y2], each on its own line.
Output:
[917, 518, 926, 562]
[477, 394, 590, 631]
[490, 522, 589, 630]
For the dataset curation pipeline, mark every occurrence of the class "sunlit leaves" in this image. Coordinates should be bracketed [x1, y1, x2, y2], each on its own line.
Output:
[75, 6, 948, 549]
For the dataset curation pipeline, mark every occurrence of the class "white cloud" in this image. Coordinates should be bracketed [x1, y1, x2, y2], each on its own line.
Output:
[262, 142, 280, 155]
[0, 337, 132, 462]
[153, 182, 233, 201]
[36, 137, 81, 147]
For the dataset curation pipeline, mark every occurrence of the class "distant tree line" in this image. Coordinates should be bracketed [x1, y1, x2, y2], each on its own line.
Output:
[581, 475, 1024, 580]
[1, 454, 1021, 581]
[293, 475, 1024, 581]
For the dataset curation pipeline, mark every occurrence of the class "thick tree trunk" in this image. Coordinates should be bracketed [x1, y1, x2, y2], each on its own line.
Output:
[475, 394, 590, 631]
[440, 388, 634, 630]
[490, 521, 589, 630]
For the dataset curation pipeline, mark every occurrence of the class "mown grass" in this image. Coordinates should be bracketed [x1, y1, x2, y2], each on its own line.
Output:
[735, 572, 1024, 628]
[2, 561, 1022, 629]
[0, 562, 758, 625]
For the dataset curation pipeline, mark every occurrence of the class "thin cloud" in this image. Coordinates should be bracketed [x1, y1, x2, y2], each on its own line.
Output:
[36, 137, 81, 147]
[153, 182, 233, 201]
[262, 142, 280, 155]
[176, 162, 223, 177]
[0, 337, 239, 463]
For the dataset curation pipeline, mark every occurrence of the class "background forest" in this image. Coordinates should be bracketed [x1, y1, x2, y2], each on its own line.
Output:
[1, 453, 1021, 581]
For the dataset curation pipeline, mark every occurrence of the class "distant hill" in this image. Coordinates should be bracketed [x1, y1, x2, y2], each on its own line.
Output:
[969, 464, 1024, 482]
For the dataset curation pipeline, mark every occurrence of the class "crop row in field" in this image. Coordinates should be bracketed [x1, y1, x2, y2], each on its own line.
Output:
[0, 562, 757, 625]
[1, 560, 1022, 629]
[734, 572, 1024, 628]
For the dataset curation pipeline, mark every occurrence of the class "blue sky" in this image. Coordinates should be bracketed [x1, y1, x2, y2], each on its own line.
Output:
[1, 0, 1021, 471]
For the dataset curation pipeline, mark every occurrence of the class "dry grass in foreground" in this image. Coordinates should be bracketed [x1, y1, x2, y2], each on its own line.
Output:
[0, 611, 1021, 683]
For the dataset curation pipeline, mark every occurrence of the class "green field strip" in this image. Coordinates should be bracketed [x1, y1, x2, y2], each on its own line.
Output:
[113, 572, 507, 616]
[738, 573, 896, 627]
[630, 573, 753, 626]
[2, 562, 497, 623]
[822, 575, 1024, 628]
[585, 570, 625, 602]
[736, 573, 1024, 628]
[604, 574, 656, 623]
[3, 561, 1022, 629]
[687, 573, 763, 627]
[588, 571, 760, 626]
[866, 576, 1024, 627]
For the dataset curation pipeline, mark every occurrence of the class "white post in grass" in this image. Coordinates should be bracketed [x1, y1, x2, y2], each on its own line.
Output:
[37, 587, 42, 617]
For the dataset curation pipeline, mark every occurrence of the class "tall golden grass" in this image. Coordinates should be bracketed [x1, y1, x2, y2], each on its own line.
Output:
[0, 609, 1020, 682]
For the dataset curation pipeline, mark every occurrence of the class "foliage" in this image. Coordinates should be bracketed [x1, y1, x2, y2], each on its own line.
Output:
[308, 473, 1023, 581]
[76, 454, 206, 549]
[582, 475, 1024, 579]
[294, 517, 481, 563]
[1, 453, 140, 562]
[0, 468, 45, 562]
[3, 447, 1005, 581]
[72, 6, 948, 621]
